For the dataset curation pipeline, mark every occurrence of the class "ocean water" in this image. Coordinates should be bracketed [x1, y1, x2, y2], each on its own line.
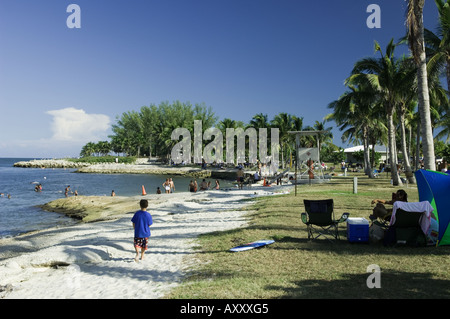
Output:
[0, 158, 231, 238]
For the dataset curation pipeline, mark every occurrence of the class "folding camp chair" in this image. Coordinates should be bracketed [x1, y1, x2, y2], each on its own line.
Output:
[385, 209, 427, 246]
[301, 199, 349, 242]
[373, 167, 385, 178]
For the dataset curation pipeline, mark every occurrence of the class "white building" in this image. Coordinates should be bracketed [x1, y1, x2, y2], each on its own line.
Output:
[343, 145, 387, 164]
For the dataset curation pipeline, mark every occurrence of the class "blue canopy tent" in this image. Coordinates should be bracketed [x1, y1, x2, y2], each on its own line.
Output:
[415, 170, 450, 246]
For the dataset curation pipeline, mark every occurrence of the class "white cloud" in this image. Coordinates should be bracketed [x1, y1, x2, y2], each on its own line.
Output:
[46, 107, 110, 142]
[0, 108, 111, 158]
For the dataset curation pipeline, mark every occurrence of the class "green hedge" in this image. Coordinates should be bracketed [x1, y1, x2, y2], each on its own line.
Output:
[67, 156, 137, 164]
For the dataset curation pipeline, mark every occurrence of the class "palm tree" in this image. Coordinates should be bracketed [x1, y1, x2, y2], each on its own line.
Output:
[97, 141, 111, 156]
[398, 99, 417, 183]
[349, 39, 415, 185]
[80, 142, 96, 157]
[248, 113, 271, 165]
[424, 0, 450, 93]
[270, 112, 301, 168]
[427, 70, 450, 143]
[110, 110, 144, 156]
[216, 118, 244, 164]
[249, 113, 269, 129]
[313, 120, 333, 153]
[390, 55, 419, 184]
[436, 112, 450, 142]
[327, 81, 380, 178]
[140, 104, 158, 158]
[407, 0, 436, 171]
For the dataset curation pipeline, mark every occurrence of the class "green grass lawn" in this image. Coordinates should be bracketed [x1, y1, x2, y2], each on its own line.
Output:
[166, 173, 450, 299]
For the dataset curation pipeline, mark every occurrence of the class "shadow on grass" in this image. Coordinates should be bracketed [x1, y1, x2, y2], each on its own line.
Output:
[266, 270, 450, 299]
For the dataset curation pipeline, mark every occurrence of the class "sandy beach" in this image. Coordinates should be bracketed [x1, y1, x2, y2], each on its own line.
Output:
[0, 185, 291, 299]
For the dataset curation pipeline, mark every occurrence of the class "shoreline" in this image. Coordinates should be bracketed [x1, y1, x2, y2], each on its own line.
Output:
[0, 185, 292, 299]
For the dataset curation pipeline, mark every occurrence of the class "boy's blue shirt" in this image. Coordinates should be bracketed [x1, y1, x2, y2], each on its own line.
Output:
[131, 210, 153, 238]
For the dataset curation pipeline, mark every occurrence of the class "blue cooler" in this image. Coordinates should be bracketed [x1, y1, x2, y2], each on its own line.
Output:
[347, 217, 369, 243]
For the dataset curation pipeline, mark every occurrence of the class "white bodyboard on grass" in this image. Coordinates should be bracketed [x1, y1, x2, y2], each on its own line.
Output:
[229, 239, 275, 252]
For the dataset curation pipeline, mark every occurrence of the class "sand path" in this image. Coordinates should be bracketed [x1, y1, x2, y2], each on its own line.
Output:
[0, 187, 290, 298]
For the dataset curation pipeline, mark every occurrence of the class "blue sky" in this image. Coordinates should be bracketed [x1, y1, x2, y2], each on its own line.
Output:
[0, 0, 440, 158]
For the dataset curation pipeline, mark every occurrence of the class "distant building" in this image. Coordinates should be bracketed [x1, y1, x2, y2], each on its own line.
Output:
[343, 145, 387, 164]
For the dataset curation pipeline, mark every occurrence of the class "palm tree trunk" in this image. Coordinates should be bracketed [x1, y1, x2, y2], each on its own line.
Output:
[417, 57, 436, 170]
[408, 124, 412, 165]
[388, 109, 402, 186]
[446, 59, 450, 94]
[370, 138, 376, 169]
[363, 136, 374, 178]
[400, 111, 415, 184]
[408, 0, 436, 170]
[361, 126, 373, 177]
[415, 122, 421, 171]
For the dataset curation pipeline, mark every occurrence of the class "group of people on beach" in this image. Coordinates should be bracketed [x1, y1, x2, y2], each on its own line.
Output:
[156, 177, 220, 194]
[188, 179, 220, 192]
[28, 182, 77, 198]
[369, 189, 408, 221]
[369, 188, 438, 245]
[160, 168, 249, 194]
[161, 178, 176, 194]
[158, 177, 221, 194]
[54, 177, 222, 198]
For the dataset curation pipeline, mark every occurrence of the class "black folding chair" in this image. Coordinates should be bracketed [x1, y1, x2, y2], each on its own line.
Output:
[301, 199, 349, 242]
[386, 209, 427, 246]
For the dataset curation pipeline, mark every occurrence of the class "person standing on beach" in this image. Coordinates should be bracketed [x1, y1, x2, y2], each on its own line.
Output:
[163, 179, 171, 194]
[236, 167, 244, 189]
[199, 179, 208, 190]
[169, 178, 175, 193]
[188, 180, 195, 192]
[131, 199, 153, 262]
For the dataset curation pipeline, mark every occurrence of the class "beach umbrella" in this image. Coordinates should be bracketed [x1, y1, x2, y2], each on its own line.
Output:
[415, 170, 450, 246]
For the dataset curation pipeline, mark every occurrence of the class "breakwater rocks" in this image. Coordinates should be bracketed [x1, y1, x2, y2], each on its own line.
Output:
[13, 159, 90, 169]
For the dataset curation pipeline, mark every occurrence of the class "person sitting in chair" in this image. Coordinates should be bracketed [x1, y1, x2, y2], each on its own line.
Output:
[369, 189, 408, 221]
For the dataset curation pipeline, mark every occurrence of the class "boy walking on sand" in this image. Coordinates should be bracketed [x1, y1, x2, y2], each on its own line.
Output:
[131, 199, 153, 262]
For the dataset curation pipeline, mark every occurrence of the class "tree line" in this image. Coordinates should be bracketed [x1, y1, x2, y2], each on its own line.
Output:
[80, 100, 334, 167]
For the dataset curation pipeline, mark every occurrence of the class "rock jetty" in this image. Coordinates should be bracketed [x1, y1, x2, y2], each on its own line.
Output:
[13, 159, 90, 169]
